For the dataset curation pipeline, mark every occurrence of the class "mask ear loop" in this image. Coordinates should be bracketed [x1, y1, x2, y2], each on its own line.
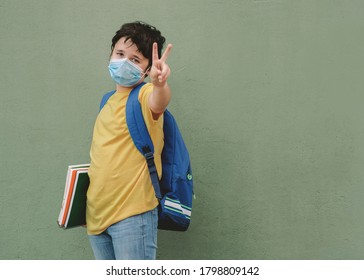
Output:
[142, 66, 151, 78]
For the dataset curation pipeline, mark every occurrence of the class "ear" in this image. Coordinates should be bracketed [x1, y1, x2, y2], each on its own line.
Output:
[145, 65, 151, 75]
[143, 66, 151, 78]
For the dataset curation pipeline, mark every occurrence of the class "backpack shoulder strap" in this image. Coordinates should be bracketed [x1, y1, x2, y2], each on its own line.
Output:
[99, 90, 116, 111]
[126, 82, 162, 200]
[125, 82, 154, 154]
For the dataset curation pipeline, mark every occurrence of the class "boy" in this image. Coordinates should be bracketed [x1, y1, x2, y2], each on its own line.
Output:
[86, 21, 173, 260]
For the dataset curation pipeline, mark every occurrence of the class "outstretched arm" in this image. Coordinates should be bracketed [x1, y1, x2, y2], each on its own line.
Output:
[148, 42, 173, 118]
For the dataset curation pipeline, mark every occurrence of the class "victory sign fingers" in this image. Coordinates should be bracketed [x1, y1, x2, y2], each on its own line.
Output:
[151, 42, 173, 85]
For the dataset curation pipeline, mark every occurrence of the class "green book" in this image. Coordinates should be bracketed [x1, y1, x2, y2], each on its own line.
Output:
[58, 164, 90, 229]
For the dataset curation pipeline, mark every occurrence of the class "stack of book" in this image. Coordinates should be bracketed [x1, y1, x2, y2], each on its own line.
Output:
[58, 164, 90, 229]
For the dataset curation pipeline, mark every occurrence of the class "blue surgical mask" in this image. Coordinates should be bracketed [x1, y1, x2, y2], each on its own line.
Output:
[108, 58, 145, 87]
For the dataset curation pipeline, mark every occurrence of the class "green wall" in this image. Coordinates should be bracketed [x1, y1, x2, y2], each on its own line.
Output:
[1, 0, 364, 259]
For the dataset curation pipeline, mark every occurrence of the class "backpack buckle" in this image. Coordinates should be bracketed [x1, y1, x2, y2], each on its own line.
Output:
[142, 146, 154, 162]
[144, 151, 154, 162]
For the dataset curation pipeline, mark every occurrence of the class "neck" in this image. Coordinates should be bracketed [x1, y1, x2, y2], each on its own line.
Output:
[116, 84, 132, 92]
[116, 80, 146, 92]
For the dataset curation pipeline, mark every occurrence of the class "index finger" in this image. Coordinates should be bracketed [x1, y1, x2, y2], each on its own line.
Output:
[160, 44, 173, 62]
[152, 42, 159, 63]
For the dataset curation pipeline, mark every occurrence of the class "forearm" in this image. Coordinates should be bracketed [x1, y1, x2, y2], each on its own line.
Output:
[149, 83, 171, 114]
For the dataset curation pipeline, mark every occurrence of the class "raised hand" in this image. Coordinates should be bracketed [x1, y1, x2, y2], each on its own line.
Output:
[149, 42, 173, 87]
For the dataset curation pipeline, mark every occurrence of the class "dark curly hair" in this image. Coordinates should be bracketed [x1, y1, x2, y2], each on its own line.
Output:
[111, 21, 166, 69]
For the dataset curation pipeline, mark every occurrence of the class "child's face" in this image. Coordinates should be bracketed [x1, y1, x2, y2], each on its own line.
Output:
[111, 37, 150, 73]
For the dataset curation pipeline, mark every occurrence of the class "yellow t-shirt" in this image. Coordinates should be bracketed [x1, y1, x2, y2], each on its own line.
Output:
[86, 83, 163, 235]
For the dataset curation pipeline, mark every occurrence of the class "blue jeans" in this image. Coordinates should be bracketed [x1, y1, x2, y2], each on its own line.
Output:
[88, 208, 158, 260]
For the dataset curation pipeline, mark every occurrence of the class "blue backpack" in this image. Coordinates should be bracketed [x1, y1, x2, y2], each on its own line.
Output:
[99, 82, 193, 231]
